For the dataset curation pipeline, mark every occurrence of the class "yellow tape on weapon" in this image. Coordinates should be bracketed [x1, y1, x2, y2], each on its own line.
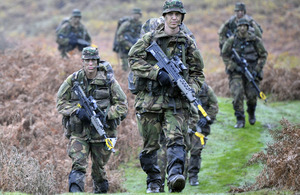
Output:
[197, 104, 208, 118]
[77, 103, 82, 108]
[260, 92, 267, 102]
[105, 138, 114, 151]
[195, 132, 205, 146]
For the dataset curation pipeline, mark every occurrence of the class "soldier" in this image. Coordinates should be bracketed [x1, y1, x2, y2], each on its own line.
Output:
[222, 18, 268, 128]
[56, 9, 92, 58]
[56, 47, 128, 193]
[187, 82, 219, 186]
[116, 8, 142, 71]
[128, 0, 205, 193]
[218, 2, 263, 52]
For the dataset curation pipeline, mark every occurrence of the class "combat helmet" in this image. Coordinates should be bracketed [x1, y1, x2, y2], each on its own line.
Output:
[163, 0, 186, 14]
[234, 2, 246, 14]
[82, 47, 100, 60]
[72, 9, 81, 17]
[237, 18, 250, 27]
[132, 8, 142, 15]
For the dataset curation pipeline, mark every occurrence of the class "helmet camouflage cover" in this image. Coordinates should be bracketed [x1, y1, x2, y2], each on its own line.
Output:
[237, 18, 250, 27]
[234, 2, 246, 13]
[163, 0, 186, 15]
[82, 47, 100, 59]
[72, 9, 81, 17]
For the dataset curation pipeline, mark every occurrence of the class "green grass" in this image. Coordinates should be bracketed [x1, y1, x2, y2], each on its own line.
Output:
[121, 97, 300, 194]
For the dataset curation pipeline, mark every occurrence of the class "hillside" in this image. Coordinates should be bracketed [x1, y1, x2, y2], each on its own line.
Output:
[0, 0, 300, 194]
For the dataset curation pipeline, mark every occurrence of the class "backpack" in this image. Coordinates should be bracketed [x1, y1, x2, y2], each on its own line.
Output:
[56, 17, 70, 35]
[113, 16, 130, 53]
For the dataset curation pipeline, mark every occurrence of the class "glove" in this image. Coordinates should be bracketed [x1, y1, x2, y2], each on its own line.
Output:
[76, 108, 89, 122]
[252, 71, 257, 78]
[235, 66, 242, 72]
[96, 111, 106, 124]
[68, 36, 77, 47]
[197, 117, 207, 128]
[157, 70, 172, 86]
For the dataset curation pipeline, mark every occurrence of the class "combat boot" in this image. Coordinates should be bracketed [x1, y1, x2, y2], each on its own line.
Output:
[146, 182, 160, 193]
[234, 119, 245, 128]
[247, 106, 256, 125]
[189, 177, 199, 186]
[68, 170, 85, 192]
[234, 111, 245, 128]
[168, 174, 186, 192]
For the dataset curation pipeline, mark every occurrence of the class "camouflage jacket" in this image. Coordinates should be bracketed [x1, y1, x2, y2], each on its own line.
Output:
[189, 82, 219, 135]
[221, 31, 268, 79]
[117, 17, 142, 53]
[218, 14, 262, 49]
[56, 61, 128, 141]
[56, 21, 91, 47]
[128, 25, 205, 113]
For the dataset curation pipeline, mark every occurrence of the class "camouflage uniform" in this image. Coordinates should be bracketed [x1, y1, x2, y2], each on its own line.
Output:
[56, 9, 91, 58]
[116, 8, 142, 71]
[128, 0, 205, 192]
[186, 82, 218, 186]
[222, 18, 267, 128]
[140, 14, 197, 193]
[218, 3, 263, 52]
[56, 47, 128, 193]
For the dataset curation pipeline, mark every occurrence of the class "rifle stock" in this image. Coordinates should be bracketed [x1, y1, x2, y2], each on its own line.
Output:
[72, 81, 115, 153]
[146, 41, 211, 122]
[232, 48, 267, 102]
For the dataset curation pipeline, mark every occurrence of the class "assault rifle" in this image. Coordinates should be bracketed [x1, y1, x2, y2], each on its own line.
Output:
[146, 41, 211, 123]
[232, 48, 267, 102]
[72, 81, 115, 153]
[188, 128, 207, 146]
[69, 32, 91, 48]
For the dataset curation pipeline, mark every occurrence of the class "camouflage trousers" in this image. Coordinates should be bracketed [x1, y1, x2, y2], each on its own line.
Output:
[186, 131, 207, 179]
[229, 74, 259, 115]
[136, 109, 189, 154]
[118, 52, 129, 71]
[67, 138, 112, 184]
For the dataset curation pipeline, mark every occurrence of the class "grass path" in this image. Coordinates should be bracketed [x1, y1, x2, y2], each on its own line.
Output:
[120, 97, 299, 194]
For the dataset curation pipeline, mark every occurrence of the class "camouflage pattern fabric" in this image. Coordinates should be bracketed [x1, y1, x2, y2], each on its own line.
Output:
[218, 14, 263, 50]
[56, 21, 91, 58]
[129, 21, 205, 191]
[221, 30, 267, 118]
[187, 82, 218, 180]
[56, 61, 128, 190]
[117, 17, 142, 71]
[128, 24, 205, 114]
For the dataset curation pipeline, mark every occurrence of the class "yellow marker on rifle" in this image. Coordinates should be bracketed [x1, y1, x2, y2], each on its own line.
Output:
[105, 138, 114, 151]
[260, 92, 267, 102]
[195, 132, 205, 146]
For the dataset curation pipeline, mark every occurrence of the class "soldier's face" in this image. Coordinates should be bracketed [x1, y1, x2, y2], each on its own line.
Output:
[235, 10, 245, 19]
[238, 24, 248, 34]
[133, 13, 141, 21]
[82, 59, 98, 75]
[71, 16, 81, 26]
[164, 11, 182, 29]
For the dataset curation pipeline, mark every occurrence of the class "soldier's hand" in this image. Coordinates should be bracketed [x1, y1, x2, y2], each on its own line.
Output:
[252, 71, 257, 78]
[96, 111, 106, 124]
[197, 117, 207, 128]
[157, 70, 172, 86]
[76, 108, 89, 122]
[69, 37, 77, 47]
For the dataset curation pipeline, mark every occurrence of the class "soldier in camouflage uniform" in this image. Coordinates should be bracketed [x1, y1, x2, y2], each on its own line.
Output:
[116, 8, 142, 71]
[56, 9, 92, 58]
[140, 14, 196, 193]
[222, 18, 267, 128]
[187, 82, 218, 186]
[56, 47, 128, 193]
[128, 0, 205, 193]
[218, 2, 263, 53]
